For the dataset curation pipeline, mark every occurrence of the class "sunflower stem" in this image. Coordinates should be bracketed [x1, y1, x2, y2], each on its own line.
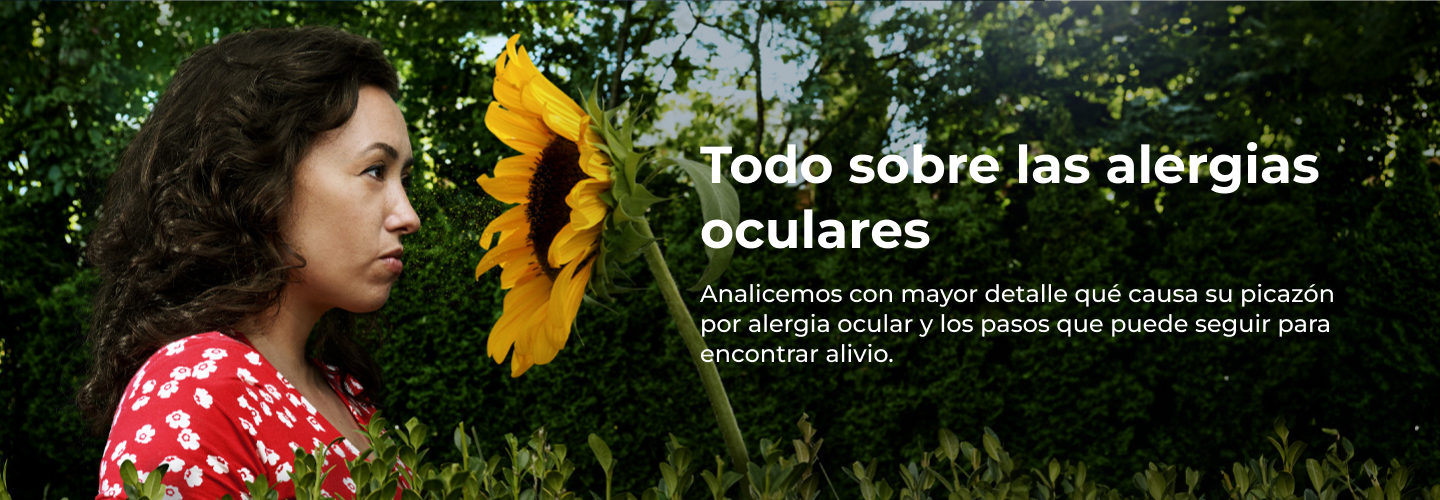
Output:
[636, 220, 751, 481]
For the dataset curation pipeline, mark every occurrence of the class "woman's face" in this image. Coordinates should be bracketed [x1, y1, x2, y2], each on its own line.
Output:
[284, 85, 420, 315]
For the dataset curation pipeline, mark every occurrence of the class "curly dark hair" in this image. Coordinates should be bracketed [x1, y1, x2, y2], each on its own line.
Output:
[77, 26, 401, 434]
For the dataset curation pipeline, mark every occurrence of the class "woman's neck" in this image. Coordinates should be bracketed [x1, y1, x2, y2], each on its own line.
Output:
[240, 297, 327, 387]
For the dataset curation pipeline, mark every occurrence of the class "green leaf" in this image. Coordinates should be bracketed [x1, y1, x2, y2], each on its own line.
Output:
[1276, 472, 1295, 499]
[982, 434, 1002, 463]
[1305, 459, 1326, 491]
[657, 156, 741, 290]
[940, 429, 961, 464]
[927, 468, 956, 493]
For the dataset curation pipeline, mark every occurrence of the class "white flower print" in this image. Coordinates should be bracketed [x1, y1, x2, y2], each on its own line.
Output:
[207, 455, 230, 474]
[265, 384, 282, 400]
[170, 366, 191, 381]
[194, 387, 213, 409]
[256, 440, 280, 466]
[277, 412, 293, 428]
[117, 453, 137, 466]
[135, 424, 156, 444]
[238, 467, 255, 482]
[130, 368, 146, 393]
[177, 428, 200, 450]
[308, 415, 325, 432]
[344, 440, 361, 456]
[247, 406, 263, 425]
[276, 370, 294, 388]
[142, 379, 156, 394]
[239, 417, 257, 436]
[103, 480, 122, 497]
[237, 395, 252, 409]
[131, 395, 150, 411]
[302, 397, 317, 415]
[163, 484, 183, 500]
[185, 465, 204, 487]
[258, 388, 274, 404]
[288, 441, 301, 454]
[165, 409, 190, 429]
[158, 380, 179, 399]
[288, 393, 302, 407]
[344, 477, 357, 493]
[237, 368, 258, 385]
[160, 456, 185, 473]
[330, 443, 348, 458]
[276, 462, 293, 483]
[284, 407, 296, 421]
[137, 469, 150, 484]
[101, 460, 107, 478]
[110, 440, 127, 460]
[246, 387, 259, 401]
[202, 347, 228, 361]
[192, 360, 217, 380]
[245, 351, 261, 365]
[261, 401, 272, 416]
[164, 339, 187, 356]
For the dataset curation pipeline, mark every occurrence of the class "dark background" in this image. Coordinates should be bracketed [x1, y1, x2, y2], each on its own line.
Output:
[2, 2, 1437, 499]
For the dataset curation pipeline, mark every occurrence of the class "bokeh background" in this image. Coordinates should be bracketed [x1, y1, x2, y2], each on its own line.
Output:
[2, 2, 1438, 498]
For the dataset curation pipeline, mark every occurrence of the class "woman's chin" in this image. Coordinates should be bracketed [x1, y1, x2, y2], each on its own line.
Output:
[340, 291, 392, 314]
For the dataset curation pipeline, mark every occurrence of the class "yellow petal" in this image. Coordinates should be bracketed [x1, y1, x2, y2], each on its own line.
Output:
[495, 154, 538, 178]
[571, 201, 608, 231]
[488, 276, 551, 363]
[547, 222, 586, 268]
[475, 238, 532, 279]
[579, 148, 612, 180]
[567, 180, 611, 230]
[480, 206, 528, 250]
[476, 174, 530, 205]
[501, 42, 543, 90]
[529, 325, 561, 365]
[499, 259, 542, 289]
[510, 353, 534, 378]
[548, 260, 593, 343]
[486, 102, 551, 155]
[521, 81, 586, 142]
[551, 225, 599, 266]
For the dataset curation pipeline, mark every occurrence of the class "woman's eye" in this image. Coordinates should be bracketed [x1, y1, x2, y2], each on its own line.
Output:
[364, 164, 386, 180]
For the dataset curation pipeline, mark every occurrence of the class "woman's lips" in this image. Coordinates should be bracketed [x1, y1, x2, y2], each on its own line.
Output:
[382, 256, 403, 274]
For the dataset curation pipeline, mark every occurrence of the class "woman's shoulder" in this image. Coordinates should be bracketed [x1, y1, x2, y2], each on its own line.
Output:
[142, 331, 257, 367]
[113, 331, 305, 435]
[100, 332, 344, 498]
[123, 332, 271, 400]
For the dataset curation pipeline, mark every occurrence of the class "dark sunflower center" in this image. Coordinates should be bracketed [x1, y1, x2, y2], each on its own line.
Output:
[526, 136, 587, 279]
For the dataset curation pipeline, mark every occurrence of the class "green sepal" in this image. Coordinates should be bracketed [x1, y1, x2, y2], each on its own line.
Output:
[578, 86, 740, 299]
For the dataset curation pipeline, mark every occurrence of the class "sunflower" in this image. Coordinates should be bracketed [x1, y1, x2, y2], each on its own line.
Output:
[475, 35, 613, 377]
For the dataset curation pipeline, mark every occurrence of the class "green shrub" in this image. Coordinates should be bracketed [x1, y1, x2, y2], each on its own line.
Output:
[25, 416, 1431, 500]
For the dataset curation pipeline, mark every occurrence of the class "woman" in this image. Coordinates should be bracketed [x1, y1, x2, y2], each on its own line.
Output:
[77, 26, 420, 498]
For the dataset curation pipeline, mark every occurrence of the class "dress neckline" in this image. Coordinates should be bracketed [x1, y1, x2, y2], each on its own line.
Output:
[226, 331, 368, 433]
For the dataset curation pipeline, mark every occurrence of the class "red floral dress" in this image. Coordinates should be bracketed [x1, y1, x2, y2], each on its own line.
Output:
[96, 331, 374, 499]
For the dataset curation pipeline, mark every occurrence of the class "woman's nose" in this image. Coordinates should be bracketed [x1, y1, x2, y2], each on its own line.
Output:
[387, 189, 421, 235]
